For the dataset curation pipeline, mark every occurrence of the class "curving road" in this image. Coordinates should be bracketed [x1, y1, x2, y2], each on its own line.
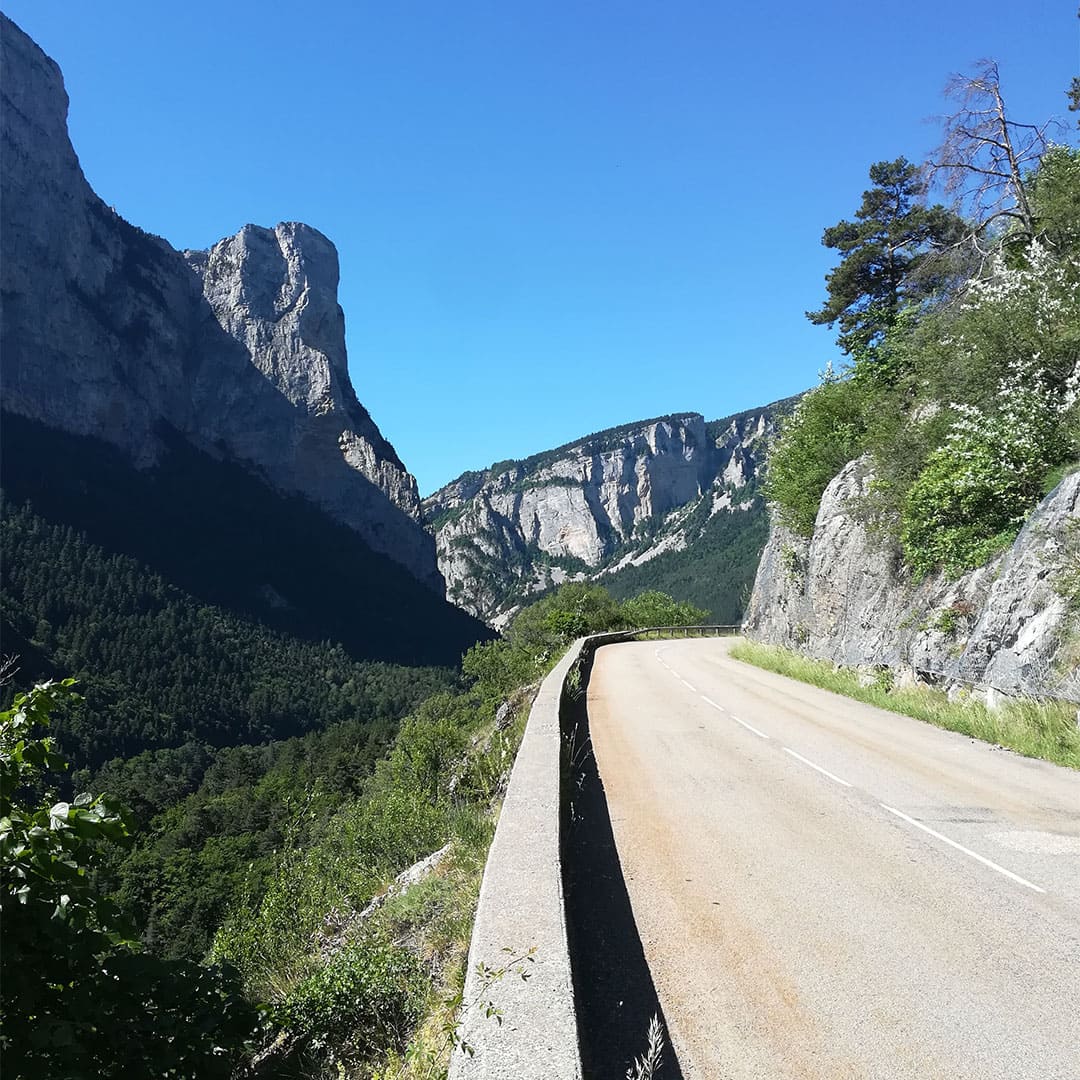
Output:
[587, 637, 1080, 1080]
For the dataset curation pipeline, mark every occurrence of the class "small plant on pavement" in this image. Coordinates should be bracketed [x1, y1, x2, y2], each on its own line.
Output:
[626, 1014, 666, 1080]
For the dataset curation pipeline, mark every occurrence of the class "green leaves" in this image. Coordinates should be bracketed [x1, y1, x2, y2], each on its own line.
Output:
[764, 376, 870, 536]
[0, 678, 78, 810]
[618, 590, 710, 629]
[0, 680, 262, 1078]
[280, 933, 424, 1059]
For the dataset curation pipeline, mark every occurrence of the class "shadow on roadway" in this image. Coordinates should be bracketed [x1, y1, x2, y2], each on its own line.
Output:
[561, 646, 685, 1080]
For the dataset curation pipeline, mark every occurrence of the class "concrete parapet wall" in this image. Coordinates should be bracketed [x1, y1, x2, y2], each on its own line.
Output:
[449, 627, 734, 1077]
[448, 638, 589, 1080]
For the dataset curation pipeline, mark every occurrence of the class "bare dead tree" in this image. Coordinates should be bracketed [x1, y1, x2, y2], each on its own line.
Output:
[0, 654, 20, 687]
[1070, 8, 1080, 125]
[928, 59, 1056, 252]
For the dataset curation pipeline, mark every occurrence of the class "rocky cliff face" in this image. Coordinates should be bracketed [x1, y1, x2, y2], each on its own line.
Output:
[744, 458, 1080, 701]
[425, 403, 788, 625]
[0, 14, 439, 589]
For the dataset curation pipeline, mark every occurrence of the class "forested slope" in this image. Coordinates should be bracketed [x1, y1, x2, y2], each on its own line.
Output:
[600, 499, 769, 624]
[2, 413, 491, 670]
[0, 488, 465, 958]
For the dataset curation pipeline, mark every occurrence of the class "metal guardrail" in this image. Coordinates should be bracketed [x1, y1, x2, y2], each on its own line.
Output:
[618, 624, 741, 640]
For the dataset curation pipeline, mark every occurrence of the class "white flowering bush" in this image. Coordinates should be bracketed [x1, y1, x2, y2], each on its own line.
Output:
[929, 242, 1080, 406]
[902, 360, 1071, 577]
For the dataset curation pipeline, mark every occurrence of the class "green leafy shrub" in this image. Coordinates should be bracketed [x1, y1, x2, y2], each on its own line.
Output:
[0, 680, 261, 1079]
[508, 582, 623, 654]
[282, 934, 425, 1062]
[780, 139, 1080, 584]
[764, 370, 869, 535]
[618, 590, 710, 628]
[461, 638, 538, 698]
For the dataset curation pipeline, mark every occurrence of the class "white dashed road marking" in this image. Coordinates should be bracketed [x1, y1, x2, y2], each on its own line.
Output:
[782, 746, 853, 787]
[652, 647, 1047, 894]
[728, 713, 770, 740]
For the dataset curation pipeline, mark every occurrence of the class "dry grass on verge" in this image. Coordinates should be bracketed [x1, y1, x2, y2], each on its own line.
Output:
[729, 640, 1080, 770]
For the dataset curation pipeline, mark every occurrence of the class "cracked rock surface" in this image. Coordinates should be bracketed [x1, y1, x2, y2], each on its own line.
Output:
[744, 457, 1080, 700]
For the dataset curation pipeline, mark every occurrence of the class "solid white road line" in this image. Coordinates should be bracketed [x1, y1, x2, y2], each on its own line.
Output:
[880, 804, 1046, 893]
[701, 695, 726, 713]
[682, 679, 697, 692]
[782, 747, 852, 787]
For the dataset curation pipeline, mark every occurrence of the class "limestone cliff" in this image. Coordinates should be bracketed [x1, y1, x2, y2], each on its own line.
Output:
[425, 403, 790, 625]
[0, 14, 439, 589]
[744, 458, 1080, 702]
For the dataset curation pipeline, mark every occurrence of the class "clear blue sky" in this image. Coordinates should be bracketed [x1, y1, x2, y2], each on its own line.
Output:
[6, 2, 1077, 493]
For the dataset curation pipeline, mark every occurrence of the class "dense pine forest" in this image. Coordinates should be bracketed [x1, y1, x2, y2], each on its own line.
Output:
[0, 493, 460, 956]
[1, 412, 492, 669]
[1, 497, 454, 771]
[0, 414, 496, 980]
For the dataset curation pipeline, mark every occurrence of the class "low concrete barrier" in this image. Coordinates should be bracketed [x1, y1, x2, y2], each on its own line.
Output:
[448, 626, 738, 1078]
[448, 638, 586, 1080]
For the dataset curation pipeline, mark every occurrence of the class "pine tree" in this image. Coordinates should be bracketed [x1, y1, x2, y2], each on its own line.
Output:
[807, 157, 965, 366]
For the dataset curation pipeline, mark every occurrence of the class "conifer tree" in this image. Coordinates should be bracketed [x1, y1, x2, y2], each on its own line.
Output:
[807, 157, 965, 365]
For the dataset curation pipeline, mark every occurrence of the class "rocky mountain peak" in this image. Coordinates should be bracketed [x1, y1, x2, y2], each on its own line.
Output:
[1, 13, 437, 588]
[186, 223, 356, 412]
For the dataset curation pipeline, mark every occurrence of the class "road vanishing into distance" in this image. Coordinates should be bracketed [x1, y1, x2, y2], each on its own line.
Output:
[587, 638, 1080, 1080]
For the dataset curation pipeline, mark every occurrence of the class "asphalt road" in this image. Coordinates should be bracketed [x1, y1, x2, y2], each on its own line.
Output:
[586, 638, 1080, 1080]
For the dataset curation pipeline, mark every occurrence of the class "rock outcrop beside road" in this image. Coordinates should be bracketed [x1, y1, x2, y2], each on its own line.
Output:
[745, 457, 1080, 700]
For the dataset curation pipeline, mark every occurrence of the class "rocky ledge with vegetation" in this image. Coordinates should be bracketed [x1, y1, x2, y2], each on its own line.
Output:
[746, 63, 1080, 704]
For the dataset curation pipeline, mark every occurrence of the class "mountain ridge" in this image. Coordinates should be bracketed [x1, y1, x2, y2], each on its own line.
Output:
[424, 396, 797, 625]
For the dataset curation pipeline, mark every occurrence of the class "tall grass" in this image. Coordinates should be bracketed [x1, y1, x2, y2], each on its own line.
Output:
[730, 640, 1080, 770]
